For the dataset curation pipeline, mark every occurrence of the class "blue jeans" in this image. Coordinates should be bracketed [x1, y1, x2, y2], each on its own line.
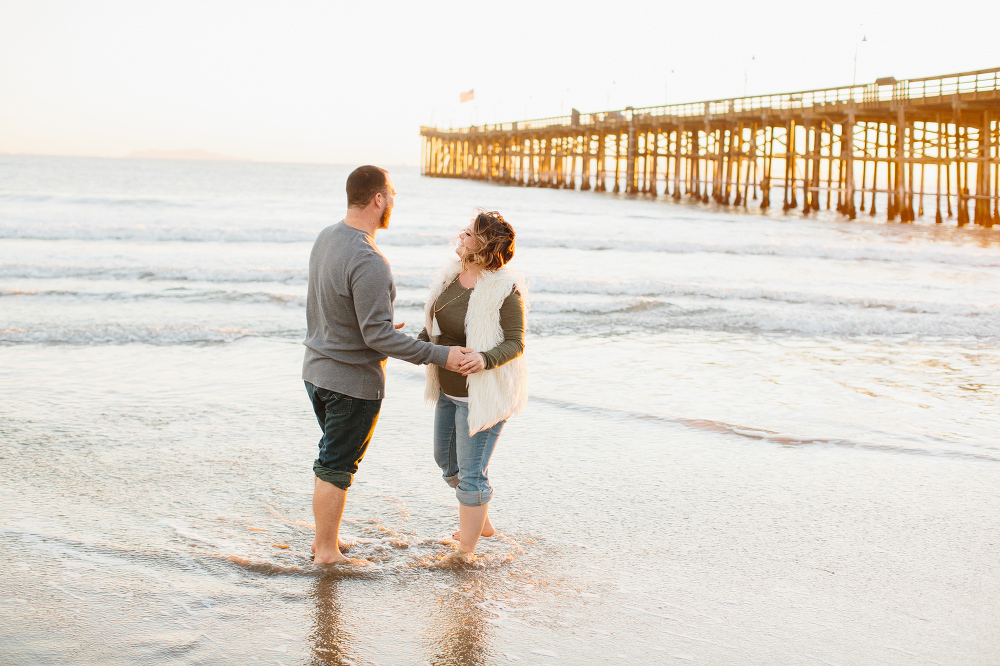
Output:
[433, 392, 506, 507]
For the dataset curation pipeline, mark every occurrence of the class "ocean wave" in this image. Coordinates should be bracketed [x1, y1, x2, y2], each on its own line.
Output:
[5, 266, 990, 326]
[0, 265, 308, 284]
[7, 271, 989, 324]
[0, 192, 195, 209]
[528, 277, 998, 317]
[362, 282, 1000, 337]
[530, 396, 1000, 462]
[5, 277, 997, 340]
[512, 236, 1000, 268]
[3, 220, 999, 268]
[0, 324, 299, 346]
[0, 223, 318, 244]
[554, 304, 998, 338]
[0, 222, 453, 246]
[0, 287, 305, 306]
[5, 302, 998, 345]
[397, 300, 1000, 339]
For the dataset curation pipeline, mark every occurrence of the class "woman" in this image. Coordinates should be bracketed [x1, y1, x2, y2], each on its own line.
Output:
[418, 209, 527, 561]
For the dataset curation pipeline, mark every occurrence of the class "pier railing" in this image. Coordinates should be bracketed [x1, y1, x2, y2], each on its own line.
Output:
[429, 67, 1000, 134]
[421, 67, 1000, 226]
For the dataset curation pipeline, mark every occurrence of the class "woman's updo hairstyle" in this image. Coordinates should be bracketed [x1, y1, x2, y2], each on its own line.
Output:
[464, 209, 515, 271]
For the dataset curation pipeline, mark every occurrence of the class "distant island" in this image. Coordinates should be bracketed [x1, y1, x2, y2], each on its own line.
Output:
[126, 148, 243, 161]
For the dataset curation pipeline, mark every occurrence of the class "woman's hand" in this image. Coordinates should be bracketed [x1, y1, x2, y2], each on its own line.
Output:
[459, 352, 485, 376]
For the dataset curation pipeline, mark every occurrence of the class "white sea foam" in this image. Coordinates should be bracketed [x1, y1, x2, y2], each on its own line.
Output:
[5, 283, 997, 341]
[530, 395, 1000, 462]
[0, 220, 452, 246]
[4, 219, 999, 269]
[0, 264, 308, 284]
[0, 324, 276, 346]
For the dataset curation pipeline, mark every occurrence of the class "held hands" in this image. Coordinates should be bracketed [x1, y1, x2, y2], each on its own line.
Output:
[458, 351, 485, 376]
[444, 347, 485, 374]
[445, 346, 475, 372]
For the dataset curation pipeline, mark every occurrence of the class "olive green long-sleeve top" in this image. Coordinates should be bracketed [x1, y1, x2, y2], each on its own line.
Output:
[418, 277, 525, 398]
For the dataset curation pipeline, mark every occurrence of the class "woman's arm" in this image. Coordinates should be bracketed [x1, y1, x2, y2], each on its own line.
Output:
[481, 289, 524, 369]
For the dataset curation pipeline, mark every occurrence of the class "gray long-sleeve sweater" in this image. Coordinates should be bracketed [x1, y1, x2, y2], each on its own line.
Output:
[302, 221, 449, 399]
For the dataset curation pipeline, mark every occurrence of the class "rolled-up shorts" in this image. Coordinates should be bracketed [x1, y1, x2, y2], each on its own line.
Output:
[305, 381, 382, 490]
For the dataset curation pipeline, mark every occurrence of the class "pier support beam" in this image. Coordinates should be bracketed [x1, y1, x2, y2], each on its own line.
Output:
[626, 119, 638, 194]
[977, 111, 993, 226]
[844, 111, 857, 219]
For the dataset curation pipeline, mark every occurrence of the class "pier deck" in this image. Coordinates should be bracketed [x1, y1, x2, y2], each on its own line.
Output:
[420, 67, 1000, 226]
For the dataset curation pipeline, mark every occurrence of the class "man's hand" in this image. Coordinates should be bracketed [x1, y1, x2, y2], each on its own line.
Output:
[445, 346, 474, 372]
[459, 352, 485, 376]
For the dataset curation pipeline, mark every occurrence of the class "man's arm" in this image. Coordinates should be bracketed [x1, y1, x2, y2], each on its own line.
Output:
[351, 256, 467, 370]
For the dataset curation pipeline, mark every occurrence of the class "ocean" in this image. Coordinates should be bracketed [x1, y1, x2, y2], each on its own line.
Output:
[1, 154, 999, 664]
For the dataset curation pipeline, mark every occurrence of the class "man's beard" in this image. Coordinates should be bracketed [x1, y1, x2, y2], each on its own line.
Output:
[378, 204, 392, 229]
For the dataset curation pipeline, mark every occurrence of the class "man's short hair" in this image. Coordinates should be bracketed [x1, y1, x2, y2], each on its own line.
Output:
[346, 165, 389, 209]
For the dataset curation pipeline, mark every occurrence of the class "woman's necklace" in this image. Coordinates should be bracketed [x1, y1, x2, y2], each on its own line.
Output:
[433, 276, 471, 314]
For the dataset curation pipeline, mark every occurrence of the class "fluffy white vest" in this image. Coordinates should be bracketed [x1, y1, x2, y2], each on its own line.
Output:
[424, 261, 528, 434]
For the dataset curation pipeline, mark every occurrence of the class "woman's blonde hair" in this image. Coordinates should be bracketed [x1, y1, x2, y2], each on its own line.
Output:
[462, 209, 515, 271]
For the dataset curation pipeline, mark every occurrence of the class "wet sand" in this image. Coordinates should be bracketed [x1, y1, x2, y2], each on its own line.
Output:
[1, 341, 998, 664]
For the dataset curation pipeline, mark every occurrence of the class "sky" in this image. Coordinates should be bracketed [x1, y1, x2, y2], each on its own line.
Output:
[0, 0, 996, 166]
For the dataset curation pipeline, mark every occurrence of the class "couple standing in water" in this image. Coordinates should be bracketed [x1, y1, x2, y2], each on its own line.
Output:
[302, 165, 527, 566]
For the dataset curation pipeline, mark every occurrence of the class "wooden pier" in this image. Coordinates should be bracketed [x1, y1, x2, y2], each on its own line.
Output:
[420, 67, 1000, 226]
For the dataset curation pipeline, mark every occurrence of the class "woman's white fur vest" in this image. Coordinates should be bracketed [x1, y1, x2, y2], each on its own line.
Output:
[423, 261, 528, 434]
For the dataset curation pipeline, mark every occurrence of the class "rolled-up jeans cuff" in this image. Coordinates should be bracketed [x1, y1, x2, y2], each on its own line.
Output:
[314, 461, 353, 490]
[456, 487, 492, 507]
[443, 474, 459, 489]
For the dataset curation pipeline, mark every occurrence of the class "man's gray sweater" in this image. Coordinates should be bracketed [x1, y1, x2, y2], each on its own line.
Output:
[303, 221, 448, 399]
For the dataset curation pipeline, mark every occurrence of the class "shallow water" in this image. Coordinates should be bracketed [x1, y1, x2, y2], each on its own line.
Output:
[1, 156, 999, 664]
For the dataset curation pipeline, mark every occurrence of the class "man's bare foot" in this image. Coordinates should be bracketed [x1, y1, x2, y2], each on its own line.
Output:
[313, 552, 350, 565]
[313, 552, 369, 567]
[312, 538, 350, 553]
[452, 515, 494, 541]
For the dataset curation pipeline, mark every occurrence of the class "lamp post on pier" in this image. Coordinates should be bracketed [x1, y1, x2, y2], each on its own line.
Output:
[852, 27, 867, 88]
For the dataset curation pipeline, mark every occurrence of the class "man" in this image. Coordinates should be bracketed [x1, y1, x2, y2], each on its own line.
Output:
[303, 165, 470, 565]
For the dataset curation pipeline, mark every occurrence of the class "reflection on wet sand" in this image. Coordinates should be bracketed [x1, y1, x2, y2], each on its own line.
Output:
[429, 570, 492, 666]
[309, 571, 355, 666]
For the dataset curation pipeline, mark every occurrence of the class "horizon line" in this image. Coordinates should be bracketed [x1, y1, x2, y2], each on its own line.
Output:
[0, 151, 416, 168]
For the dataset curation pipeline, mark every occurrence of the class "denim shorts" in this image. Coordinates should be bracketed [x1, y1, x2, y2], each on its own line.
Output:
[305, 381, 382, 490]
[433, 391, 506, 506]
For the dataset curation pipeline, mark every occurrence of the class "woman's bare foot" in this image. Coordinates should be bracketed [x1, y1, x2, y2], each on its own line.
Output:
[436, 549, 475, 567]
[452, 514, 494, 541]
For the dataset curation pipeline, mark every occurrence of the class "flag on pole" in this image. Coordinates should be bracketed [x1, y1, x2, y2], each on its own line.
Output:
[459, 89, 474, 103]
